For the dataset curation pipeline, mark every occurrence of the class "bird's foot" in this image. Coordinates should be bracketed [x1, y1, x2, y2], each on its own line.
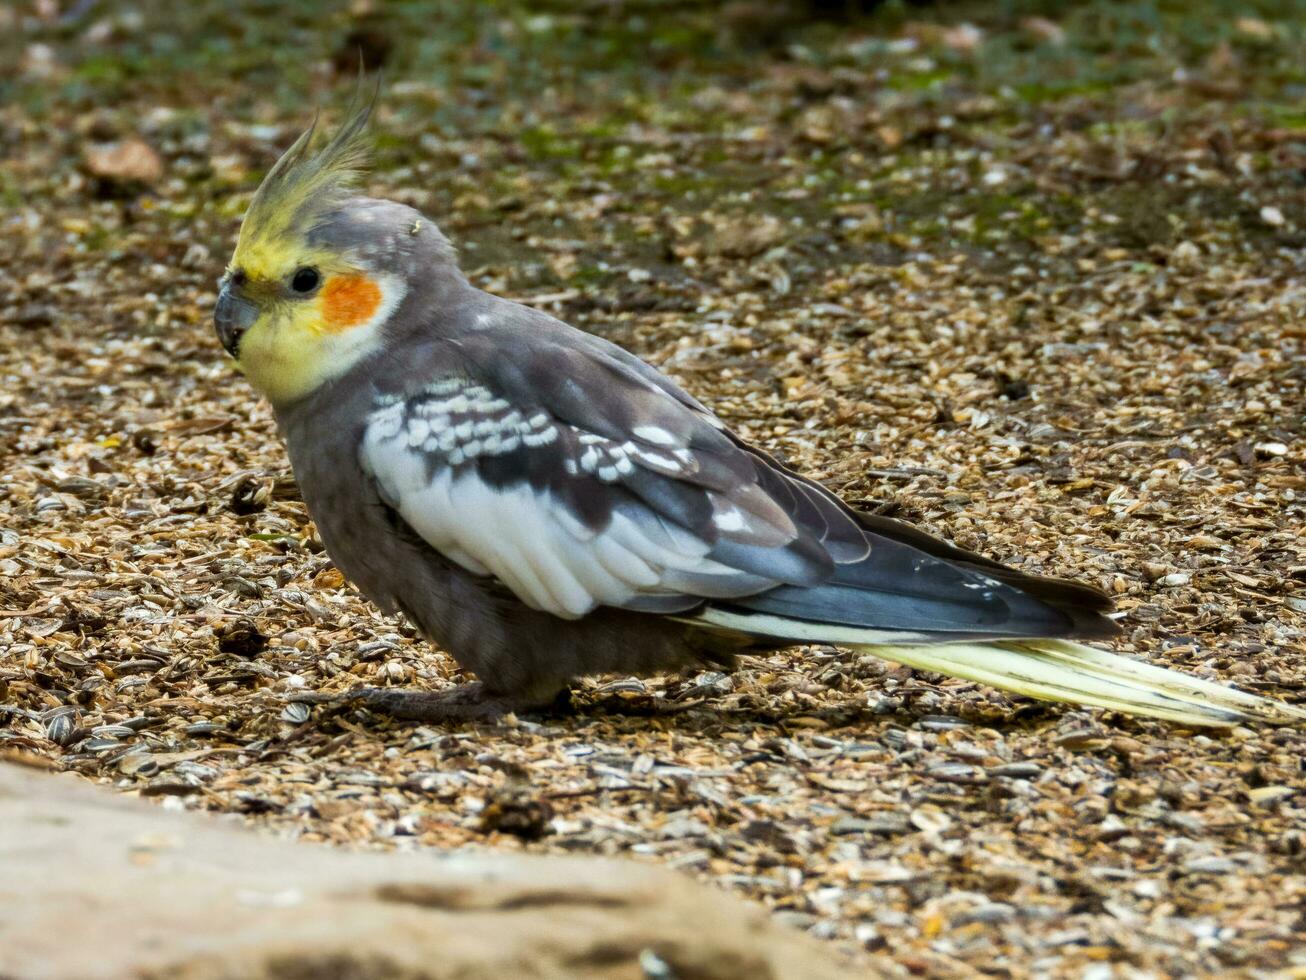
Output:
[290, 681, 565, 723]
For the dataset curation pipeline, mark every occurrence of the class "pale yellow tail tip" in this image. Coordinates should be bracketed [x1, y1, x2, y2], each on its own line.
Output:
[854, 639, 1305, 728]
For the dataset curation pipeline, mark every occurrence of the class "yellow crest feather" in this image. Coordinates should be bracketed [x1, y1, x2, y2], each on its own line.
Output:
[233, 87, 375, 274]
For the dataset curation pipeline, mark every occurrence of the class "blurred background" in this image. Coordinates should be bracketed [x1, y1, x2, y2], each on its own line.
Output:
[3, 0, 1304, 322]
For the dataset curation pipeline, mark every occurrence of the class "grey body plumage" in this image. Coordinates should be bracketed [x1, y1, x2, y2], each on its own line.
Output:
[216, 106, 1304, 727]
[276, 198, 1114, 705]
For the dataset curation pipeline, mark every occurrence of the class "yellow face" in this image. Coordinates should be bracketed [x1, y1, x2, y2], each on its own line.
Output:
[217, 234, 404, 405]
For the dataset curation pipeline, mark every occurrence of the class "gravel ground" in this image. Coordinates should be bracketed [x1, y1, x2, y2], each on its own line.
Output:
[2, 2, 1304, 976]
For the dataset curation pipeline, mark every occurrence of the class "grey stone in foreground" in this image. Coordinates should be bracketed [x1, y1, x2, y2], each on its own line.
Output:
[0, 762, 864, 980]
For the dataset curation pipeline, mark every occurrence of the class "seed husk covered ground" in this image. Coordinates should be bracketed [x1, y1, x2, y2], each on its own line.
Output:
[1, 2, 1303, 976]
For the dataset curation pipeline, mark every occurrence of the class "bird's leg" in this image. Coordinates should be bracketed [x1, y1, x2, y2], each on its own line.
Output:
[290, 681, 568, 723]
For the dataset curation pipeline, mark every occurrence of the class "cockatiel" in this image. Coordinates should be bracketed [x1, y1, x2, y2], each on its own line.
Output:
[214, 99, 1303, 728]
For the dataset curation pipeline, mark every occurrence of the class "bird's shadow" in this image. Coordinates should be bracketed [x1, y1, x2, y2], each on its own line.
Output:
[293, 684, 1090, 740]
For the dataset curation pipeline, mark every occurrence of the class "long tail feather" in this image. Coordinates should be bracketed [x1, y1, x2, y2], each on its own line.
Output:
[685, 607, 1303, 726]
[854, 638, 1305, 727]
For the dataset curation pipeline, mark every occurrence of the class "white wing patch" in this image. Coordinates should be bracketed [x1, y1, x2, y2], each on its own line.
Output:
[360, 379, 780, 618]
[633, 424, 677, 446]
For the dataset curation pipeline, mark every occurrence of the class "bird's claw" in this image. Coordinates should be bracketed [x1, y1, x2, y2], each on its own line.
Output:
[285, 683, 543, 723]
[286, 690, 357, 706]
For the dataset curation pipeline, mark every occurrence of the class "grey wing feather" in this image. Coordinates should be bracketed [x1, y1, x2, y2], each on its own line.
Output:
[361, 299, 1116, 640]
[360, 364, 824, 619]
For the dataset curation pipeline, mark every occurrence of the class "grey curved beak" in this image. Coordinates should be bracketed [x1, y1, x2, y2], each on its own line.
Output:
[214, 286, 259, 358]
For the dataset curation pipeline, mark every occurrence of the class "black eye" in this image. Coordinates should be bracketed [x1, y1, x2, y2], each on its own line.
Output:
[290, 267, 320, 293]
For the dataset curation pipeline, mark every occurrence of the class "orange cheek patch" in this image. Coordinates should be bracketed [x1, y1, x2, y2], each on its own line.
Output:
[320, 275, 383, 332]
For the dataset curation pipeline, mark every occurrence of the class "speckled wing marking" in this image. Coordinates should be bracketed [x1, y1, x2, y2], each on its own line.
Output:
[366, 378, 557, 466]
[360, 375, 831, 619]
